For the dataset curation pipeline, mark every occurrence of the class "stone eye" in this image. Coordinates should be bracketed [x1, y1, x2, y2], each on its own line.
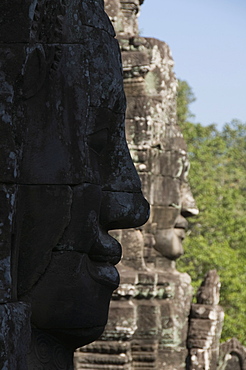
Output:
[88, 128, 109, 155]
[168, 203, 181, 209]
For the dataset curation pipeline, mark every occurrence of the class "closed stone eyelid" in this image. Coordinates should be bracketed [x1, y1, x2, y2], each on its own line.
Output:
[168, 203, 181, 209]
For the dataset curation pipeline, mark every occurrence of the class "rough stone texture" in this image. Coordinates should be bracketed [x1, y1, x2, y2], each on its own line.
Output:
[1, 1, 149, 368]
[218, 338, 246, 370]
[75, 268, 193, 370]
[76, 1, 196, 369]
[0, 180, 31, 368]
[105, 0, 144, 37]
[187, 271, 224, 370]
[0, 302, 31, 370]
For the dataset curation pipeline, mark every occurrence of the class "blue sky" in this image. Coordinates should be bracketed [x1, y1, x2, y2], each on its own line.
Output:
[139, 0, 246, 129]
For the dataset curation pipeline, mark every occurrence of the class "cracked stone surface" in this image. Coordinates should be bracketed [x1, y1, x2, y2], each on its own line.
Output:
[0, 1, 149, 368]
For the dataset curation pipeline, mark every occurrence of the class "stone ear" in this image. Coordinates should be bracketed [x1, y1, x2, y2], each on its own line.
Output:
[22, 45, 46, 99]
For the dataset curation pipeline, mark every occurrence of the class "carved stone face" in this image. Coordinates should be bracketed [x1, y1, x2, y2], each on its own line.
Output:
[151, 145, 199, 260]
[0, 0, 149, 348]
[130, 122, 198, 262]
[120, 36, 198, 262]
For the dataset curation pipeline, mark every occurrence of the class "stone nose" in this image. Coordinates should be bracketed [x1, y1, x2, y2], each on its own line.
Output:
[174, 214, 189, 230]
[99, 190, 150, 230]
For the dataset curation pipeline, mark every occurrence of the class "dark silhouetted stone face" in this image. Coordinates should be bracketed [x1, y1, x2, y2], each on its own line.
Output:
[0, 0, 149, 367]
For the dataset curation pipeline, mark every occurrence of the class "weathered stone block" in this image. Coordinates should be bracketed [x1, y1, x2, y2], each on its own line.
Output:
[135, 301, 160, 338]
[149, 205, 179, 229]
[16, 185, 72, 296]
[0, 185, 18, 302]
[120, 229, 145, 268]
[149, 176, 181, 207]
[102, 300, 136, 341]
[191, 303, 223, 320]
[0, 1, 34, 43]
[0, 302, 31, 370]
[0, 45, 27, 183]
[156, 347, 188, 370]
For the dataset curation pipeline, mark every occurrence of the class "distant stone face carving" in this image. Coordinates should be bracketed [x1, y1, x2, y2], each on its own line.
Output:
[105, 0, 198, 265]
[0, 0, 149, 367]
[122, 40, 199, 263]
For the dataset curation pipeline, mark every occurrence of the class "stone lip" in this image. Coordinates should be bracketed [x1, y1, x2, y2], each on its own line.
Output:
[86, 257, 120, 290]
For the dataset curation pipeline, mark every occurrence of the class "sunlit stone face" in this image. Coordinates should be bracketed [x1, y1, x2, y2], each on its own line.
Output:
[0, 0, 149, 348]
[119, 35, 199, 262]
[129, 120, 198, 261]
[149, 143, 199, 260]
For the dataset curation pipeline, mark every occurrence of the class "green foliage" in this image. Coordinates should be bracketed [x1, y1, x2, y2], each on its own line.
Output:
[176, 80, 246, 344]
[176, 80, 196, 127]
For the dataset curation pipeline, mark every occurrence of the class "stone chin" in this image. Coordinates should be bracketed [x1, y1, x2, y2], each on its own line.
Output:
[46, 326, 106, 350]
[21, 252, 120, 349]
[154, 228, 185, 261]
